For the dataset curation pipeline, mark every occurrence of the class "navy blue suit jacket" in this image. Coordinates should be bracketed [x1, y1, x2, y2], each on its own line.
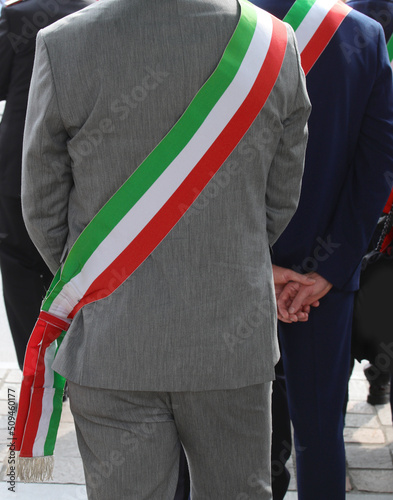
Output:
[252, 0, 393, 291]
[348, 0, 393, 41]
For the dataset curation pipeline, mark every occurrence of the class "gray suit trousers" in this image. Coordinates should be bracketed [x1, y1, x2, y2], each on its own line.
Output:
[68, 382, 272, 500]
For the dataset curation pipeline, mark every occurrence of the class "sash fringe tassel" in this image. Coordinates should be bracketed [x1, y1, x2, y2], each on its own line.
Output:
[11, 453, 54, 482]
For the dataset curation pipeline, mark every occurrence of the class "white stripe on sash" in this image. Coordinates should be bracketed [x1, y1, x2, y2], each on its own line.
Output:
[296, 0, 337, 52]
[32, 343, 56, 456]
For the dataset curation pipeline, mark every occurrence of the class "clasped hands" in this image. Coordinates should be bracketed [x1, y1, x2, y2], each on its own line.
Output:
[272, 265, 333, 323]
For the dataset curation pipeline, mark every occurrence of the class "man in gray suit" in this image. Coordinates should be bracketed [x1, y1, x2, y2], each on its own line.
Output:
[21, 0, 310, 497]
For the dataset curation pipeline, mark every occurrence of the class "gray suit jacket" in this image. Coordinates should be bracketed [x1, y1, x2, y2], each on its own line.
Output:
[22, 0, 310, 391]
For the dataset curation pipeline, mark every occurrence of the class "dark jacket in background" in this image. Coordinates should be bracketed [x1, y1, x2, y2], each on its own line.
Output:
[0, 0, 94, 196]
[0, 0, 94, 369]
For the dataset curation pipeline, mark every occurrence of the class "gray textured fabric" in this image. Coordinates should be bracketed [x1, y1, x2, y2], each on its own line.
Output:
[68, 380, 273, 500]
[21, 0, 311, 391]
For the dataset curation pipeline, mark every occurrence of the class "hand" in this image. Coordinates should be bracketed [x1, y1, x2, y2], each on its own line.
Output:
[273, 265, 317, 323]
[282, 271, 332, 317]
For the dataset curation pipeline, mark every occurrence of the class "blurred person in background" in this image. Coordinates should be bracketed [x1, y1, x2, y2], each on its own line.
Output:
[0, 0, 94, 370]
[252, 1, 393, 499]
[348, 0, 393, 420]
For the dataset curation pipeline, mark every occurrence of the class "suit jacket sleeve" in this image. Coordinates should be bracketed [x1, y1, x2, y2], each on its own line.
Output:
[22, 31, 72, 274]
[0, 10, 13, 100]
[316, 25, 393, 289]
[265, 26, 311, 246]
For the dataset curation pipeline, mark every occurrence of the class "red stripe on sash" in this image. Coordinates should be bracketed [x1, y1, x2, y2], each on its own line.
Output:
[13, 317, 47, 452]
[301, 1, 351, 75]
[382, 188, 393, 252]
[69, 16, 288, 319]
[17, 322, 50, 455]
[15, 315, 66, 454]
[383, 187, 393, 214]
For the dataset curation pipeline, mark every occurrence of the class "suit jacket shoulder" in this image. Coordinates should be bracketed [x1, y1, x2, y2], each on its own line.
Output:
[348, 0, 393, 41]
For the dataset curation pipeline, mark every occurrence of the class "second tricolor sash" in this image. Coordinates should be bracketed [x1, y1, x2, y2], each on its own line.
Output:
[285, 0, 352, 74]
[387, 33, 393, 68]
[13, 0, 288, 478]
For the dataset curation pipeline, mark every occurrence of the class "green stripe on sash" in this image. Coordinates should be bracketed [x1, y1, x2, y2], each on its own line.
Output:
[387, 33, 393, 62]
[283, 0, 318, 31]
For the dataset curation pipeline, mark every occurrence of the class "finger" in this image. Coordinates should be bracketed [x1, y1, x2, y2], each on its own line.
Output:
[277, 313, 292, 323]
[288, 286, 313, 314]
[296, 311, 309, 322]
[277, 297, 289, 319]
[285, 270, 316, 286]
[277, 291, 292, 320]
[277, 282, 299, 308]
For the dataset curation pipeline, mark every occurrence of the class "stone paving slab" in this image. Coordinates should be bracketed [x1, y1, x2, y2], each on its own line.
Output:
[0, 401, 9, 420]
[61, 402, 76, 424]
[345, 413, 381, 429]
[349, 470, 393, 493]
[348, 378, 371, 401]
[345, 445, 393, 469]
[344, 427, 386, 445]
[49, 457, 85, 485]
[375, 405, 393, 427]
[285, 495, 393, 500]
[0, 363, 18, 371]
[54, 421, 83, 459]
[287, 467, 296, 492]
[0, 383, 20, 401]
[385, 427, 393, 449]
[4, 371, 22, 385]
[347, 401, 376, 415]
[0, 415, 9, 431]
[1, 482, 88, 500]
[345, 496, 393, 500]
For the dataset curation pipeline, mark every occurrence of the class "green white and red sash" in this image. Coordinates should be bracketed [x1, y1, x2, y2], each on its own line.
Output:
[284, 0, 352, 75]
[13, 0, 288, 480]
[387, 33, 393, 68]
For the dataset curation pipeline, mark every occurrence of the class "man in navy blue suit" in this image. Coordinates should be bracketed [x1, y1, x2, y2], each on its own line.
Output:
[251, 1, 393, 499]
[347, 0, 393, 418]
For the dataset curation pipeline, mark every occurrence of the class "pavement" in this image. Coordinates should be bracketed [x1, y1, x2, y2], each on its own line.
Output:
[0, 99, 392, 498]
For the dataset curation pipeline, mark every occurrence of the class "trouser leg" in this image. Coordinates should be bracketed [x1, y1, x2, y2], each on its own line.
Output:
[174, 446, 190, 500]
[279, 289, 354, 500]
[271, 358, 291, 500]
[68, 381, 272, 499]
[172, 382, 273, 500]
[0, 196, 52, 369]
[68, 382, 180, 500]
[391, 375, 393, 423]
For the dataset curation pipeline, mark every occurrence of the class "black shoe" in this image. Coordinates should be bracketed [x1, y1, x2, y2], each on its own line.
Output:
[364, 364, 391, 405]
